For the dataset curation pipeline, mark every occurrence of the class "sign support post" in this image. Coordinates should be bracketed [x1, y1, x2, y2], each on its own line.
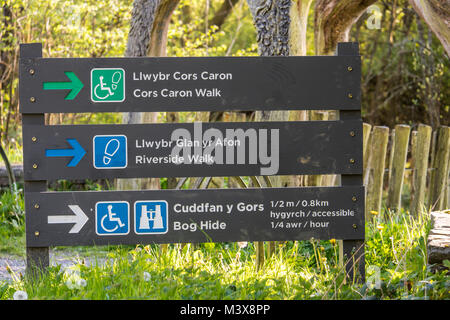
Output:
[337, 42, 365, 282]
[20, 43, 50, 276]
[20, 44, 50, 276]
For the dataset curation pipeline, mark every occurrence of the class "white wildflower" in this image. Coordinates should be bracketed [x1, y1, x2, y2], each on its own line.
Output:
[76, 278, 87, 288]
[13, 290, 28, 300]
[65, 279, 76, 290]
[238, 242, 248, 249]
[64, 271, 86, 289]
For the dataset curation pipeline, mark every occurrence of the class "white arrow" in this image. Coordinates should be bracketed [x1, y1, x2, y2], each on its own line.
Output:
[48, 205, 89, 233]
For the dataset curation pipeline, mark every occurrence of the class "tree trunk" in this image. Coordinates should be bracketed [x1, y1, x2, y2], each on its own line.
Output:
[290, 0, 314, 56]
[117, 0, 179, 191]
[247, 0, 291, 56]
[409, 0, 450, 56]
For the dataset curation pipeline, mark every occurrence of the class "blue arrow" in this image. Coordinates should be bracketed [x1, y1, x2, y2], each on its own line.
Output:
[45, 139, 86, 167]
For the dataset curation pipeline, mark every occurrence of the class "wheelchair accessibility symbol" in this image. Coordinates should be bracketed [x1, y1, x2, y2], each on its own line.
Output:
[95, 201, 130, 236]
[91, 68, 125, 102]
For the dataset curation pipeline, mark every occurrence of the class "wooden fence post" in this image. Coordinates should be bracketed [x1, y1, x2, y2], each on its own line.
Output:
[387, 125, 410, 212]
[429, 130, 438, 184]
[387, 129, 395, 187]
[410, 124, 432, 217]
[362, 123, 372, 159]
[445, 170, 449, 209]
[409, 130, 418, 195]
[429, 126, 450, 211]
[362, 123, 372, 188]
[410, 131, 418, 165]
[366, 126, 389, 217]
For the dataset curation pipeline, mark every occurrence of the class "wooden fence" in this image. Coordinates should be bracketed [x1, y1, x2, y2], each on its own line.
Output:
[364, 123, 450, 219]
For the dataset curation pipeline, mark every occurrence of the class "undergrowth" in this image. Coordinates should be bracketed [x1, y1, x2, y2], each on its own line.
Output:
[0, 188, 448, 300]
[0, 211, 448, 300]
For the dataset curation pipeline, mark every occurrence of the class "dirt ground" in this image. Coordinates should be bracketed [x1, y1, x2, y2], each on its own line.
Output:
[0, 250, 106, 282]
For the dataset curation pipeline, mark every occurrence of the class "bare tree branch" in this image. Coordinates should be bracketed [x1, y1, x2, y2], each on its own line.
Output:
[314, 0, 376, 55]
[210, 0, 240, 29]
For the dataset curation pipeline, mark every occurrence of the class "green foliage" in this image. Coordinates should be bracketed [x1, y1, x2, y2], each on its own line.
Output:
[0, 188, 25, 255]
[168, 0, 257, 57]
[1, 139, 23, 164]
[0, 187, 24, 228]
[353, 0, 449, 127]
[16, 0, 131, 58]
[0, 0, 131, 149]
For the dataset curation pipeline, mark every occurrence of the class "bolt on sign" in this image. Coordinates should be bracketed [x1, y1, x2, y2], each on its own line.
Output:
[20, 42, 365, 280]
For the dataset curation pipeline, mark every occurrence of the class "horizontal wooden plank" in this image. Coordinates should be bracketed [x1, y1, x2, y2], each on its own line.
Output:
[25, 186, 365, 247]
[22, 120, 362, 180]
[20, 55, 360, 113]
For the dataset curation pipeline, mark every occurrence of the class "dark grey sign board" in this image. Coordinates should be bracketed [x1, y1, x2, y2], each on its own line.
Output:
[20, 55, 360, 113]
[20, 42, 365, 281]
[26, 186, 364, 247]
[23, 120, 362, 180]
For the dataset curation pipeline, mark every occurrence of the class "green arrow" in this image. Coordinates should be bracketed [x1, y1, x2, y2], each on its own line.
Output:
[43, 71, 84, 100]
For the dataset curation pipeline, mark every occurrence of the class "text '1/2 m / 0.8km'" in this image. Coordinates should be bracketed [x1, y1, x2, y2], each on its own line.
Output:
[270, 200, 330, 208]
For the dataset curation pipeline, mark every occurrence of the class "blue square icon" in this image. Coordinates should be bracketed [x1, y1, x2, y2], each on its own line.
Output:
[95, 201, 130, 236]
[134, 201, 168, 235]
[93, 135, 127, 169]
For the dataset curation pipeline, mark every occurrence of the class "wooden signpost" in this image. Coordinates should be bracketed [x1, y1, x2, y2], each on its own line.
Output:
[20, 42, 365, 280]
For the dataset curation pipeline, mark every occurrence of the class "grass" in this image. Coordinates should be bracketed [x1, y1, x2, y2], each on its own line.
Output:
[0, 223, 25, 257]
[0, 189, 449, 300]
[2, 139, 23, 165]
[0, 188, 25, 256]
